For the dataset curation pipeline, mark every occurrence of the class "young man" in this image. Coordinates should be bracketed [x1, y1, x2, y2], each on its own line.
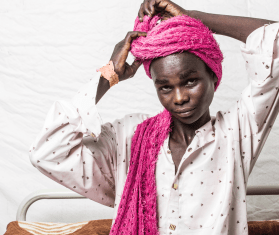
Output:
[30, 0, 278, 234]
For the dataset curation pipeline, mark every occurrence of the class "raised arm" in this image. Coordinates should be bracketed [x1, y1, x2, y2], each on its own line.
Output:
[95, 31, 146, 104]
[138, 0, 276, 43]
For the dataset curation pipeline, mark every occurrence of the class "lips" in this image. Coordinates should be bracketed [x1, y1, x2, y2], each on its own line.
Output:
[174, 107, 196, 117]
[174, 107, 196, 113]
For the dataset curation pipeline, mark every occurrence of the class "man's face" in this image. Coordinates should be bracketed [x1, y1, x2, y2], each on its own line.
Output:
[150, 52, 217, 125]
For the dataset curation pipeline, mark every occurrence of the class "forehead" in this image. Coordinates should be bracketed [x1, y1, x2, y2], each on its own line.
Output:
[150, 52, 206, 80]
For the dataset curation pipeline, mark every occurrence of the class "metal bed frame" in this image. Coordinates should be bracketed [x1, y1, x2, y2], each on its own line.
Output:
[16, 186, 279, 221]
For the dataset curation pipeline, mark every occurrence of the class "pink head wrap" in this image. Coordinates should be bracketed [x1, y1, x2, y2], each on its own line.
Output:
[130, 15, 224, 90]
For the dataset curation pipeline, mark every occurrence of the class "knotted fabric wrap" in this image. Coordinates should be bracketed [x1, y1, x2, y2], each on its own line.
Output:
[130, 15, 224, 90]
[110, 15, 224, 235]
[110, 109, 172, 235]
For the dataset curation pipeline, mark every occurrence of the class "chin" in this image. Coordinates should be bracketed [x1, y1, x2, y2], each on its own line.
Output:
[172, 113, 198, 125]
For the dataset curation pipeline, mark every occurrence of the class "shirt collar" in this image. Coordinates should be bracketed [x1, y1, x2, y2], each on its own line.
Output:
[195, 116, 216, 144]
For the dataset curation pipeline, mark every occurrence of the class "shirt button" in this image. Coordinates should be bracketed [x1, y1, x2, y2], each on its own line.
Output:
[173, 183, 178, 190]
[212, 133, 215, 137]
[188, 147, 192, 152]
[169, 224, 176, 231]
[91, 133, 95, 138]
[167, 150, 171, 154]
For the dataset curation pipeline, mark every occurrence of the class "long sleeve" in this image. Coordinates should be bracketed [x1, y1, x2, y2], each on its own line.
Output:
[222, 23, 279, 182]
[29, 75, 117, 207]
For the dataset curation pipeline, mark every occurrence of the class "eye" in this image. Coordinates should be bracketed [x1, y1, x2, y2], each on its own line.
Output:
[185, 79, 197, 86]
[159, 86, 172, 93]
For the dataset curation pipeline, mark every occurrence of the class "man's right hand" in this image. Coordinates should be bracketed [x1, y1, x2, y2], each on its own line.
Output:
[138, 0, 187, 22]
[110, 31, 147, 82]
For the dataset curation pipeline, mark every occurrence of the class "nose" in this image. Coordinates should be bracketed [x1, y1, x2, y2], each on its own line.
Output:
[173, 87, 189, 105]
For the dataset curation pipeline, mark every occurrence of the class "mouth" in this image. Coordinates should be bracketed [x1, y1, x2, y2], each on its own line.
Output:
[174, 108, 196, 118]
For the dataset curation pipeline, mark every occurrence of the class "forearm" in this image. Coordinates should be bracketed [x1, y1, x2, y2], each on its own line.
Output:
[187, 10, 276, 43]
[95, 76, 110, 104]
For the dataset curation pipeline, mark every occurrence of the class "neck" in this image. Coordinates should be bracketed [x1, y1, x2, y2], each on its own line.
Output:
[170, 110, 211, 145]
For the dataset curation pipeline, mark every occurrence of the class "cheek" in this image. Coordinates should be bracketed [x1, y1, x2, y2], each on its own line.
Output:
[189, 82, 214, 107]
[198, 83, 215, 107]
[156, 91, 170, 107]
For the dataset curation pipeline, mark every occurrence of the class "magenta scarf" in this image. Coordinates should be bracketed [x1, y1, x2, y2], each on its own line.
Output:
[110, 109, 172, 235]
[131, 15, 223, 90]
[110, 14, 223, 235]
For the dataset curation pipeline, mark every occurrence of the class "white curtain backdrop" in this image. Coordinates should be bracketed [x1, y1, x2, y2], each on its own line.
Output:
[1, 0, 279, 233]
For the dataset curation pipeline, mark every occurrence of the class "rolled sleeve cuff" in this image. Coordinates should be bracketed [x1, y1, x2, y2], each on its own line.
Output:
[240, 23, 279, 83]
[72, 73, 102, 138]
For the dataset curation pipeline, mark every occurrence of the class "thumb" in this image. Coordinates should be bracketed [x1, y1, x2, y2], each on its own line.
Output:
[129, 59, 142, 78]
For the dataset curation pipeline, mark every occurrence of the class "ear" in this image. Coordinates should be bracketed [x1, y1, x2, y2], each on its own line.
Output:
[213, 74, 218, 87]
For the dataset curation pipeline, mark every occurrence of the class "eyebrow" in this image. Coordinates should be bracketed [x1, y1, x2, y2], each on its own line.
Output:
[154, 70, 198, 85]
[179, 70, 198, 79]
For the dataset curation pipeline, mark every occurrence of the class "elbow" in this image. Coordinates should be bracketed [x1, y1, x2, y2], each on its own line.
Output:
[29, 146, 40, 168]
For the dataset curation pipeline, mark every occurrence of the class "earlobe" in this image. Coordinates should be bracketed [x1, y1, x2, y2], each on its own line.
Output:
[212, 74, 218, 89]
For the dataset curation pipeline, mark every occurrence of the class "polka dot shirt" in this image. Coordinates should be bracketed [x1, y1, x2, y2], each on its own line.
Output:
[29, 23, 279, 235]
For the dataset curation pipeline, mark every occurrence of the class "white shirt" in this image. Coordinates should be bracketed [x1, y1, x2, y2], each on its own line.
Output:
[30, 23, 279, 235]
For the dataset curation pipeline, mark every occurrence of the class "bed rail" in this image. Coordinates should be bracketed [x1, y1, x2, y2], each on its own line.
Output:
[16, 186, 279, 221]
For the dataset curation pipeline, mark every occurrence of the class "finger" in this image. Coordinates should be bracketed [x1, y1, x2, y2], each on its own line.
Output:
[143, 0, 152, 17]
[148, 0, 156, 16]
[138, 3, 145, 21]
[131, 59, 142, 72]
[124, 31, 147, 45]
[127, 60, 142, 78]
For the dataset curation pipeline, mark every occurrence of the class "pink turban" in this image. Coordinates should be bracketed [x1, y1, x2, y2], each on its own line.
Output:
[130, 15, 224, 90]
